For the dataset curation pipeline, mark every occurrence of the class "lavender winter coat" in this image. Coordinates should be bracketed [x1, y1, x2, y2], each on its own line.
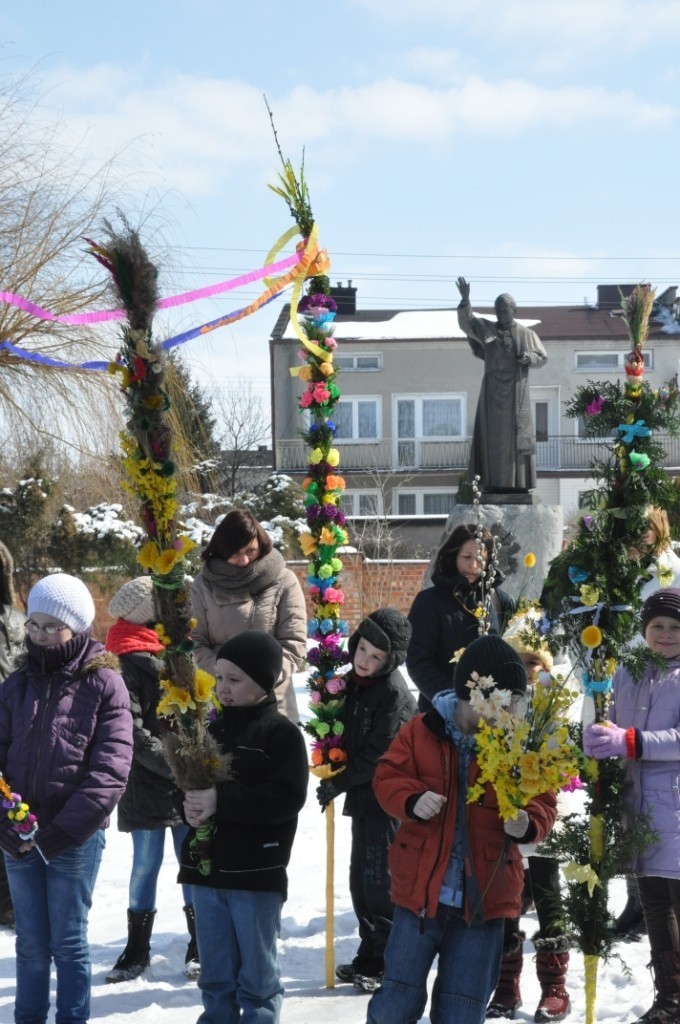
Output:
[610, 657, 680, 878]
[0, 634, 133, 862]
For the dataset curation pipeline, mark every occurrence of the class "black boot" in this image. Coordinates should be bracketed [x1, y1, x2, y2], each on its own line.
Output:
[105, 909, 156, 983]
[183, 904, 200, 979]
[613, 876, 646, 938]
[630, 950, 680, 1024]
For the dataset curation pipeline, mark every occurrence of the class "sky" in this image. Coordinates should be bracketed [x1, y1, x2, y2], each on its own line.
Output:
[1, 0, 679, 414]
[0, 672, 659, 1023]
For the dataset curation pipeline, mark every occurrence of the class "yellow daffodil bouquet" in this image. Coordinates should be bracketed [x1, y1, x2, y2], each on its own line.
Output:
[466, 672, 581, 821]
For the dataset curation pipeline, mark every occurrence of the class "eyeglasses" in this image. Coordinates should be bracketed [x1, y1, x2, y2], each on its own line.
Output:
[24, 620, 70, 636]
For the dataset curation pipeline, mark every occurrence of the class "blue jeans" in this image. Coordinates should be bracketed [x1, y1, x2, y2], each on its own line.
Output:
[5, 830, 105, 1024]
[367, 903, 504, 1024]
[192, 885, 284, 1024]
[129, 824, 191, 910]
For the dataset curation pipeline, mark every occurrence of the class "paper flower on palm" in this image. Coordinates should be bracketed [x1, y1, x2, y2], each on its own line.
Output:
[581, 625, 603, 649]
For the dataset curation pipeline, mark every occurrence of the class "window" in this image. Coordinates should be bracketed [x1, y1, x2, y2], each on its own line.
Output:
[396, 490, 457, 515]
[334, 353, 382, 371]
[343, 490, 382, 516]
[394, 394, 465, 468]
[334, 397, 380, 440]
[575, 415, 615, 439]
[575, 350, 653, 372]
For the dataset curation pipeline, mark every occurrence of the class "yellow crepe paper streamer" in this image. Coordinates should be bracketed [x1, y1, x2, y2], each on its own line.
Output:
[584, 954, 598, 1024]
[562, 859, 601, 898]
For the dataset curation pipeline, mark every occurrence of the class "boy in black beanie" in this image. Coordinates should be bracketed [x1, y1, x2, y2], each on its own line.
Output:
[179, 631, 308, 1024]
[367, 634, 556, 1024]
[317, 608, 417, 992]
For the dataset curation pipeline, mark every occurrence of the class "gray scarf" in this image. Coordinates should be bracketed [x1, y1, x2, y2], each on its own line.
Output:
[200, 547, 286, 599]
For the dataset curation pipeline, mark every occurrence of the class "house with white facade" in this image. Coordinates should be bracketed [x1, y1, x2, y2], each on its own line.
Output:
[269, 283, 680, 545]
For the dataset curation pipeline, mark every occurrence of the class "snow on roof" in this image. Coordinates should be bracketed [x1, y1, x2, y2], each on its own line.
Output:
[281, 309, 542, 341]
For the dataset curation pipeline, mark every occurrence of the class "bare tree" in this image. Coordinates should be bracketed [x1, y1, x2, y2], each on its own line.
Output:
[212, 381, 271, 497]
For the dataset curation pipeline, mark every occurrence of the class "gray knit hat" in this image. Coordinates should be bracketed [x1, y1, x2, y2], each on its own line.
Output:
[454, 634, 528, 701]
[108, 576, 156, 625]
[348, 608, 412, 674]
[27, 573, 95, 634]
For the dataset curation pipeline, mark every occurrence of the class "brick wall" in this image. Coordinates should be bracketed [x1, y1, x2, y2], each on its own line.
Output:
[288, 553, 429, 629]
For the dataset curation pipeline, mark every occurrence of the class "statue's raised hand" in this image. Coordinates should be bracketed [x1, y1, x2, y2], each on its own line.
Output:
[456, 276, 470, 302]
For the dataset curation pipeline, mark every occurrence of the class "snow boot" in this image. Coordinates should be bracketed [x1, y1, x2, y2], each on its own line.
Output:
[336, 955, 382, 985]
[630, 950, 680, 1024]
[534, 935, 571, 1022]
[105, 909, 156, 983]
[613, 876, 647, 939]
[183, 904, 200, 979]
[487, 931, 524, 1019]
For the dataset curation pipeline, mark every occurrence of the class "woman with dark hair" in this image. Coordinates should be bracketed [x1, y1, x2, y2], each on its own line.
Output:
[407, 523, 514, 711]
[191, 510, 307, 721]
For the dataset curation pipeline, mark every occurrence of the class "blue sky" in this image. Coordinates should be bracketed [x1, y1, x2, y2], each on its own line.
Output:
[1, 0, 679, 402]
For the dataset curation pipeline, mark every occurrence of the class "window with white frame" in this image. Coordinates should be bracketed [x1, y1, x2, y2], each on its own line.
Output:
[334, 397, 380, 440]
[575, 350, 653, 372]
[334, 352, 382, 371]
[395, 395, 465, 439]
[575, 414, 615, 439]
[396, 489, 457, 516]
[343, 490, 382, 516]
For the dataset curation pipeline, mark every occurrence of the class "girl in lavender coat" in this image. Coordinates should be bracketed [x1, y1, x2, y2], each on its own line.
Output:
[0, 573, 133, 1024]
[584, 588, 680, 1024]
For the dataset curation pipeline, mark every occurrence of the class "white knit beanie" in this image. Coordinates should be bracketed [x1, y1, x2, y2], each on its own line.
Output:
[108, 576, 156, 625]
[27, 573, 95, 633]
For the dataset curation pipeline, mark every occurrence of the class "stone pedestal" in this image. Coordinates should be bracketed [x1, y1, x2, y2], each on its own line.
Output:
[423, 501, 564, 604]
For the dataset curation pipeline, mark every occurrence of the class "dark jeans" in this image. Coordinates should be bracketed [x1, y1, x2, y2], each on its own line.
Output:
[349, 812, 398, 960]
[637, 875, 680, 955]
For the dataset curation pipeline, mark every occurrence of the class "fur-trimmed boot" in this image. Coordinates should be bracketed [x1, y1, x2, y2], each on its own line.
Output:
[630, 950, 680, 1024]
[106, 909, 156, 983]
[534, 935, 571, 1022]
[183, 904, 200, 979]
[487, 931, 525, 1019]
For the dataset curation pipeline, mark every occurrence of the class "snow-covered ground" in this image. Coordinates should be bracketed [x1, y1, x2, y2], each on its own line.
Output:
[0, 673, 658, 1023]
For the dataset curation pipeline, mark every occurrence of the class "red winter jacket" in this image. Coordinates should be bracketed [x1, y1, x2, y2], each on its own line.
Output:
[373, 709, 557, 923]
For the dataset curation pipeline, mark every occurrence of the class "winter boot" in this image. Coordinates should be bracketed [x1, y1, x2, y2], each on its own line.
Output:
[534, 935, 571, 1022]
[613, 876, 647, 939]
[105, 909, 156, 983]
[353, 957, 385, 993]
[183, 904, 200, 980]
[630, 950, 680, 1024]
[487, 931, 525, 1019]
[336, 955, 381, 985]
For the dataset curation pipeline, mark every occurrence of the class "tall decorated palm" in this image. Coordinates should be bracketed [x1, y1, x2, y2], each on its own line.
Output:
[534, 285, 680, 1022]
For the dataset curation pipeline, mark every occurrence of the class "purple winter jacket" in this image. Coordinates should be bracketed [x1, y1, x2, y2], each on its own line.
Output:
[611, 656, 680, 878]
[0, 633, 133, 861]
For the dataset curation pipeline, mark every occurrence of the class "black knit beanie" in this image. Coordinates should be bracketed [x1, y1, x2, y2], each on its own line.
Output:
[348, 608, 412, 675]
[216, 630, 283, 694]
[454, 634, 528, 701]
[641, 588, 680, 634]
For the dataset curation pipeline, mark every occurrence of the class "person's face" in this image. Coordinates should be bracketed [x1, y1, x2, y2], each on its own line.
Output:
[227, 537, 260, 567]
[24, 612, 73, 647]
[495, 299, 516, 330]
[519, 652, 545, 683]
[455, 692, 528, 733]
[628, 526, 657, 561]
[353, 637, 389, 679]
[456, 539, 486, 584]
[645, 616, 680, 660]
[214, 659, 268, 707]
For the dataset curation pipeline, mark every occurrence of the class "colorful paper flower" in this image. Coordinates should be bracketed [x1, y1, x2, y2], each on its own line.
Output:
[581, 625, 603, 649]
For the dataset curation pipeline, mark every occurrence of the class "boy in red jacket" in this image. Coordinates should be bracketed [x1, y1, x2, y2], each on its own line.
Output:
[366, 635, 557, 1024]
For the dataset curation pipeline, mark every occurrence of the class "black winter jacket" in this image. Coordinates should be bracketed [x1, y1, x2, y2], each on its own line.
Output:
[178, 692, 308, 898]
[116, 651, 184, 832]
[341, 668, 417, 817]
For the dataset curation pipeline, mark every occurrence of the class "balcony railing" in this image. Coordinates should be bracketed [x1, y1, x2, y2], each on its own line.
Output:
[276, 435, 680, 473]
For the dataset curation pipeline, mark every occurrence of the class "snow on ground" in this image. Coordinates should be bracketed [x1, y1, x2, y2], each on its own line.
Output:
[0, 673, 658, 1022]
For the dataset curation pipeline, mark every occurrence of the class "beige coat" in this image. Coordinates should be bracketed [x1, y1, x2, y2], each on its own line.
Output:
[191, 565, 307, 721]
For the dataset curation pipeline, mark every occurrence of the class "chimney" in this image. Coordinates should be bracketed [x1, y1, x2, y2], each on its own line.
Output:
[330, 280, 357, 314]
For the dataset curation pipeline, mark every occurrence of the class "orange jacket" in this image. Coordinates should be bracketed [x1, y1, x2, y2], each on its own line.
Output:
[373, 710, 557, 922]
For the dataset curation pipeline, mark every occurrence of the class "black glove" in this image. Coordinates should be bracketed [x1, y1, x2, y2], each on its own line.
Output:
[316, 776, 347, 810]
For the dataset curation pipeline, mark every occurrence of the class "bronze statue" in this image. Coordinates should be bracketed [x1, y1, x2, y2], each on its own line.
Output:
[456, 277, 548, 494]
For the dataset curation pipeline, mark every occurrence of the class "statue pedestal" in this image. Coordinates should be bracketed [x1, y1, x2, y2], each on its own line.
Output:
[425, 501, 564, 604]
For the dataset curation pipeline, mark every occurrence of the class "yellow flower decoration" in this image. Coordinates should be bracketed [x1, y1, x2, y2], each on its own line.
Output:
[138, 541, 159, 569]
[157, 683, 196, 715]
[318, 361, 334, 377]
[194, 668, 216, 703]
[299, 533, 318, 557]
[449, 647, 466, 664]
[581, 625, 603, 649]
[326, 448, 340, 467]
[563, 860, 601, 898]
[523, 552, 536, 568]
[579, 584, 600, 607]
[298, 365, 313, 381]
[155, 548, 182, 575]
[309, 448, 324, 465]
[473, 606, 484, 619]
[320, 527, 337, 546]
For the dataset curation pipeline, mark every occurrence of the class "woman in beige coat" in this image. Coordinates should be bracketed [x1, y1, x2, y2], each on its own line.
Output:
[191, 510, 307, 721]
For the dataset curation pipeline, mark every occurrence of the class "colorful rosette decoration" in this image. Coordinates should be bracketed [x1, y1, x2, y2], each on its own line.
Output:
[0, 774, 38, 841]
[531, 282, 680, 1023]
[87, 226, 230, 873]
